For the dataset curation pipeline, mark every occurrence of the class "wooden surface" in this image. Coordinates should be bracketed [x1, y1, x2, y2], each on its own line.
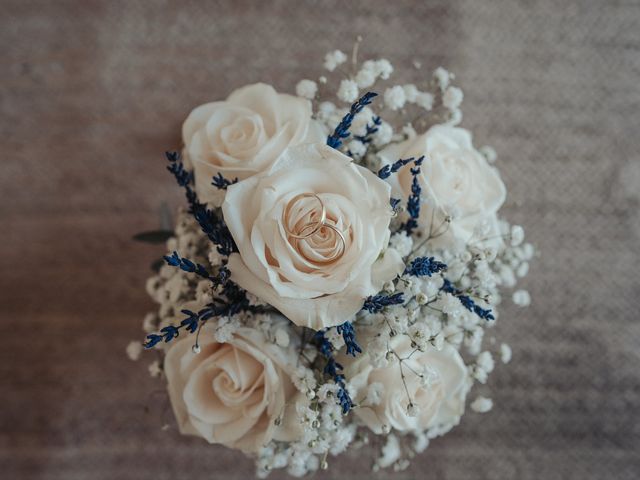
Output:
[2, 1, 639, 479]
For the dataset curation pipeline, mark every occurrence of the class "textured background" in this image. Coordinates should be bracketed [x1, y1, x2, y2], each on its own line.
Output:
[2, 0, 639, 479]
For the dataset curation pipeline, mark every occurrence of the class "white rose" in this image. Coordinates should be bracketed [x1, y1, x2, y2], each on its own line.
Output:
[346, 335, 468, 434]
[164, 322, 302, 452]
[379, 125, 506, 248]
[222, 143, 404, 330]
[182, 83, 325, 206]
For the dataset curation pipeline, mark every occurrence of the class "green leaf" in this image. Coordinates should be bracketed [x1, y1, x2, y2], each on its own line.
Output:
[150, 258, 165, 272]
[133, 230, 174, 244]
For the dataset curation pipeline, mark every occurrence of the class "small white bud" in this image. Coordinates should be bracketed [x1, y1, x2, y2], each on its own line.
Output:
[500, 343, 512, 364]
[471, 396, 493, 413]
[406, 402, 420, 417]
[510, 225, 525, 246]
[442, 86, 463, 109]
[516, 262, 530, 278]
[126, 341, 143, 361]
[479, 145, 497, 163]
[512, 289, 531, 307]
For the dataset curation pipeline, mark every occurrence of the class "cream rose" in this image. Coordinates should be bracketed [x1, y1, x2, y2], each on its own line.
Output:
[222, 143, 404, 330]
[164, 322, 301, 452]
[183, 83, 325, 205]
[379, 125, 506, 248]
[346, 336, 468, 434]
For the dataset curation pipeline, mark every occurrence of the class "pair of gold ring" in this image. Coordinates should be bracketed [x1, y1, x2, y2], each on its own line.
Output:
[282, 193, 347, 263]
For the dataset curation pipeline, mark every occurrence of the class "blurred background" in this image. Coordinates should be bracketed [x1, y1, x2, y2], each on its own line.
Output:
[2, 1, 639, 479]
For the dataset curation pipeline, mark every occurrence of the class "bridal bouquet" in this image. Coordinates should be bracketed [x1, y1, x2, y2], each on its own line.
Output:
[130, 45, 533, 477]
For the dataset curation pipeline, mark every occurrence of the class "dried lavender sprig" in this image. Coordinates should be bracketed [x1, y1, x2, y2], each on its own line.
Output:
[362, 292, 405, 313]
[143, 280, 249, 349]
[353, 115, 381, 145]
[441, 279, 495, 321]
[165, 151, 237, 256]
[377, 156, 420, 179]
[401, 157, 424, 235]
[404, 256, 447, 277]
[164, 251, 214, 282]
[327, 92, 378, 149]
[211, 172, 238, 190]
[314, 330, 354, 414]
[336, 321, 362, 357]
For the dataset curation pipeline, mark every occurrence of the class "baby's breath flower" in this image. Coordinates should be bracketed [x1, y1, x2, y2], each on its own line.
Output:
[337, 79, 359, 103]
[413, 432, 429, 453]
[295, 79, 317, 99]
[471, 396, 493, 413]
[416, 292, 429, 305]
[442, 86, 464, 109]
[329, 424, 356, 455]
[447, 108, 462, 125]
[477, 351, 495, 373]
[384, 85, 406, 110]
[293, 366, 317, 394]
[214, 316, 239, 343]
[142, 312, 157, 333]
[347, 140, 367, 157]
[355, 68, 376, 88]
[500, 343, 512, 364]
[433, 66, 450, 89]
[317, 383, 338, 402]
[409, 323, 431, 350]
[498, 265, 517, 287]
[373, 121, 393, 146]
[522, 243, 535, 260]
[516, 262, 530, 278]
[511, 225, 525, 246]
[402, 123, 417, 138]
[126, 341, 143, 361]
[324, 50, 347, 71]
[442, 294, 463, 318]
[376, 434, 400, 469]
[383, 280, 396, 293]
[443, 325, 464, 346]
[403, 84, 419, 102]
[512, 289, 531, 307]
[420, 365, 439, 387]
[415, 91, 434, 110]
[389, 232, 413, 257]
[376, 59, 394, 79]
[148, 360, 162, 378]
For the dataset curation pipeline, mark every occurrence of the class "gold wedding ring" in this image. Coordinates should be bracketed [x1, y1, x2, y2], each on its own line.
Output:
[282, 193, 347, 263]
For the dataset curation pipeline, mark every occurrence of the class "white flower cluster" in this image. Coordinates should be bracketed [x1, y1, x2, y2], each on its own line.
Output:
[132, 44, 533, 477]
